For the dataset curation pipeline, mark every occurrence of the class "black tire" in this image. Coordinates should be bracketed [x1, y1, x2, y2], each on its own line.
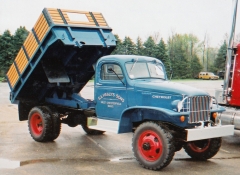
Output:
[174, 141, 183, 152]
[132, 121, 175, 170]
[28, 107, 53, 142]
[183, 137, 222, 160]
[81, 117, 105, 135]
[41, 106, 61, 141]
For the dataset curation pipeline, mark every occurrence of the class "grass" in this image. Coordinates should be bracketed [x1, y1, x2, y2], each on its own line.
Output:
[0, 77, 6, 82]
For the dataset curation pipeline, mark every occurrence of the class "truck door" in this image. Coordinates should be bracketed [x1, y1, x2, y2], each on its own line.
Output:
[95, 62, 127, 120]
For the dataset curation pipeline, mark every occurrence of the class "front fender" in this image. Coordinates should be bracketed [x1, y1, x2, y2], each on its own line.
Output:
[118, 106, 189, 133]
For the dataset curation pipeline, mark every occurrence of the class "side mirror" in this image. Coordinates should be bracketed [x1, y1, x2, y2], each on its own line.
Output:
[108, 67, 113, 72]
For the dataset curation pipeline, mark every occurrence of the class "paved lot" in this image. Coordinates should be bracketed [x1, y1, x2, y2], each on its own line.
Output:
[1, 80, 240, 175]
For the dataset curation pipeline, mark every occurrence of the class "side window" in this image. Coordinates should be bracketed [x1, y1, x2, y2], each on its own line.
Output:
[100, 64, 123, 80]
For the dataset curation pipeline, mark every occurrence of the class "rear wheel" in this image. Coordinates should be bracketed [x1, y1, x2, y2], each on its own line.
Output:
[41, 106, 61, 141]
[132, 122, 175, 170]
[183, 138, 222, 160]
[28, 107, 52, 142]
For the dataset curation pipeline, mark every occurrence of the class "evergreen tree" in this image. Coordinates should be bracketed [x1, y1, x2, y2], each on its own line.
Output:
[111, 34, 125, 55]
[191, 54, 202, 78]
[13, 26, 29, 56]
[122, 36, 136, 55]
[155, 38, 171, 77]
[214, 40, 227, 72]
[136, 37, 144, 55]
[143, 36, 157, 57]
[167, 34, 191, 79]
[0, 30, 15, 76]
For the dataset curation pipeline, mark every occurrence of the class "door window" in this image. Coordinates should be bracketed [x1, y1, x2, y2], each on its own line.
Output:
[100, 64, 123, 80]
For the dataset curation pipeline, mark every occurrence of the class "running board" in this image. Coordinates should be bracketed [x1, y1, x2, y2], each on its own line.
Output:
[88, 117, 119, 133]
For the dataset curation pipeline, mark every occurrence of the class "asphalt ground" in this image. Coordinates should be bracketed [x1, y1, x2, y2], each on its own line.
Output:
[1, 80, 240, 175]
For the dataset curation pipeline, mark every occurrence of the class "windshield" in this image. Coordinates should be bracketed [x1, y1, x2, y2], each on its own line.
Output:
[125, 61, 166, 79]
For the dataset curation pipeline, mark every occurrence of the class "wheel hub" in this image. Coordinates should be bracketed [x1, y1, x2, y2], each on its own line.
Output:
[142, 142, 151, 150]
[138, 130, 163, 161]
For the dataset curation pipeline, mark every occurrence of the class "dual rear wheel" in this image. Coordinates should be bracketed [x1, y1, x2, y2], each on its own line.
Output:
[28, 106, 61, 142]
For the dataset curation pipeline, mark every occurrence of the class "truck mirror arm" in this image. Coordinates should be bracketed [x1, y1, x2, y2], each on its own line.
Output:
[108, 68, 125, 86]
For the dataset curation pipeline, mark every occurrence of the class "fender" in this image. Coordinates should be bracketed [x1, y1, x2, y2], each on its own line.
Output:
[118, 106, 189, 133]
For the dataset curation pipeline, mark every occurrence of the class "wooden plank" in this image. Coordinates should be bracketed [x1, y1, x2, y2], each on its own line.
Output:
[38, 23, 49, 41]
[67, 21, 95, 25]
[7, 65, 19, 87]
[61, 9, 89, 14]
[15, 49, 28, 73]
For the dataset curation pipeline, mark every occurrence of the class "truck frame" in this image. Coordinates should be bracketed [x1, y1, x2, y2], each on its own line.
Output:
[6, 8, 234, 171]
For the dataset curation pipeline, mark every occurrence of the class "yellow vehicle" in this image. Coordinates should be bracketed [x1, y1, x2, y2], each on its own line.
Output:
[199, 72, 219, 80]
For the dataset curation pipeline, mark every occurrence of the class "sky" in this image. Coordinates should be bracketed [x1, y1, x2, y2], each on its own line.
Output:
[0, 0, 239, 47]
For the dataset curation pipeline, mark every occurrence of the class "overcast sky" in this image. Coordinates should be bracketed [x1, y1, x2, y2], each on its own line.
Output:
[0, 0, 239, 47]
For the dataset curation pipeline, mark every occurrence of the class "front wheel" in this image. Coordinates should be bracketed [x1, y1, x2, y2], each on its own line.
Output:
[132, 122, 175, 170]
[183, 137, 222, 160]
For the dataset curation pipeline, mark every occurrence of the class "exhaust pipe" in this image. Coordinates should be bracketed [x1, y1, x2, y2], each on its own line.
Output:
[219, 110, 240, 129]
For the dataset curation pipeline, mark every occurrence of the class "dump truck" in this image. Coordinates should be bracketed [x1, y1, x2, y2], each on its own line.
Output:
[6, 8, 234, 171]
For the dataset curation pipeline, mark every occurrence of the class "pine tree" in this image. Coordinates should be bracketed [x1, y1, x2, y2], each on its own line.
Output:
[155, 38, 171, 77]
[143, 36, 156, 57]
[214, 40, 227, 72]
[111, 34, 125, 55]
[122, 36, 136, 55]
[136, 37, 144, 55]
[13, 26, 29, 56]
[0, 30, 15, 76]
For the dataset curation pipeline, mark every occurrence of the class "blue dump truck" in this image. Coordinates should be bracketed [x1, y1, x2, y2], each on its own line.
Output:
[6, 8, 234, 171]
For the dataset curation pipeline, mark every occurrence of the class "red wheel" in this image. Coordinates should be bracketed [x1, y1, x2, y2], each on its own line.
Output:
[28, 107, 52, 142]
[183, 138, 222, 160]
[132, 122, 175, 170]
[30, 112, 43, 136]
[138, 130, 163, 161]
[188, 139, 210, 153]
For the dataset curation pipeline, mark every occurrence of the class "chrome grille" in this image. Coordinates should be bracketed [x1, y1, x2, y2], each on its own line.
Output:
[180, 96, 211, 123]
[189, 96, 211, 123]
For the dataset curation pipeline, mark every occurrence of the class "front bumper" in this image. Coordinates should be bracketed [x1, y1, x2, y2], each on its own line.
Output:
[185, 125, 234, 141]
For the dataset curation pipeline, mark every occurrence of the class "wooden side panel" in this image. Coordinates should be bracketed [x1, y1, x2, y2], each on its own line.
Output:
[15, 48, 28, 73]
[92, 12, 108, 27]
[23, 32, 38, 58]
[33, 14, 49, 42]
[6, 64, 19, 88]
[47, 8, 64, 24]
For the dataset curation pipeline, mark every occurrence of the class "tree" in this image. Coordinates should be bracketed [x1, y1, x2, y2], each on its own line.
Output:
[122, 36, 136, 55]
[155, 38, 171, 77]
[167, 34, 191, 79]
[111, 34, 125, 55]
[13, 26, 29, 56]
[0, 30, 15, 76]
[143, 36, 157, 57]
[0, 27, 29, 77]
[213, 41, 227, 72]
[191, 54, 202, 78]
[136, 37, 144, 55]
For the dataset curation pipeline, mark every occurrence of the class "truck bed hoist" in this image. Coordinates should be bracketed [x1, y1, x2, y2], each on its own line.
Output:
[215, 0, 240, 130]
[6, 8, 234, 171]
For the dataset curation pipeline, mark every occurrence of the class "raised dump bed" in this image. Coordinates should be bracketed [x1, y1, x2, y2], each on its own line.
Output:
[6, 8, 116, 104]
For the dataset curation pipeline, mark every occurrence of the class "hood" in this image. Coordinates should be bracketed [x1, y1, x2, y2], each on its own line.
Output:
[133, 80, 209, 97]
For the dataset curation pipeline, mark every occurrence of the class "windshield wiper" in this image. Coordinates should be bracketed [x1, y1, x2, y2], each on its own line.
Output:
[107, 68, 125, 86]
[129, 58, 138, 73]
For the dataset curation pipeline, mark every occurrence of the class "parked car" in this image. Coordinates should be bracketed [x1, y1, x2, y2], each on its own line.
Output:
[199, 72, 219, 80]
[218, 71, 225, 79]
